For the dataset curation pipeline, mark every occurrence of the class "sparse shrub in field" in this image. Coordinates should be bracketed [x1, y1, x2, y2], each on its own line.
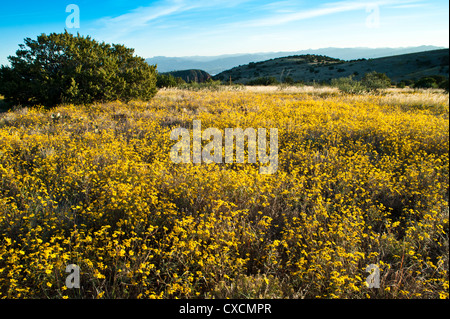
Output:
[405, 79, 415, 86]
[177, 79, 222, 91]
[396, 81, 406, 88]
[247, 77, 279, 86]
[156, 73, 184, 88]
[361, 71, 392, 91]
[414, 77, 439, 89]
[413, 75, 449, 91]
[332, 72, 392, 94]
[439, 79, 449, 92]
[331, 76, 366, 94]
[0, 31, 158, 108]
[283, 76, 295, 85]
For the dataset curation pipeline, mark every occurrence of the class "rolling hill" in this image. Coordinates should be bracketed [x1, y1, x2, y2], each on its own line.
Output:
[212, 49, 449, 84]
[146, 46, 445, 75]
[161, 69, 211, 83]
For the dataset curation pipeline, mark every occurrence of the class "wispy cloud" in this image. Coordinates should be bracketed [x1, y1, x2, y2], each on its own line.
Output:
[95, 0, 193, 39]
[388, 3, 426, 8]
[239, 0, 425, 27]
[93, 0, 252, 40]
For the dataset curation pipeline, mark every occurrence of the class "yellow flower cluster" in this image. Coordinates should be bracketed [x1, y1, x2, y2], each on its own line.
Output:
[0, 88, 448, 299]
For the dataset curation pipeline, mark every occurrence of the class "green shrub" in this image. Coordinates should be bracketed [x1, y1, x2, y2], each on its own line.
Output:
[177, 79, 222, 91]
[414, 77, 439, 89]
[331, 76, 366, 94]
[247, 77, 279, 86]
[157, 73, 184, 88]
[0, 31, 157, 107]
[361, 71, 392, 91]
[403, 79, 415, 87]
[396, 81, 406, 89]
[428, 75, 447, 84]
[283, 76, 295, 85]
[438, 79, 449, 92]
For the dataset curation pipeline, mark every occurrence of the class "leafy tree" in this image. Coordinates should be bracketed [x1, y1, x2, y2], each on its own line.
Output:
[0, 31, 157, 107]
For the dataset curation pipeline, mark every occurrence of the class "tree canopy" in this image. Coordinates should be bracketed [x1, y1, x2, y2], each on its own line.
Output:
[0, 31, 158, 107]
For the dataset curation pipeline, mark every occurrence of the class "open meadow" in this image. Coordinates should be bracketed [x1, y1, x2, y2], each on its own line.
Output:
[0, 86, 448, 299]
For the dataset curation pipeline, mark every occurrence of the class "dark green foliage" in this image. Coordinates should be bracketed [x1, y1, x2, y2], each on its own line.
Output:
[361, 71, 392, 91]
[331, 76, 366, 94]
[402, 79, 415, 87]
[396, 81, 406, 88]
[156, 73, 185, 88]
[247, 76, 279, 86]
[428, 75, 447, 84]
[283, 76, 295, 85]
[438, 79, 449, 92]
[177, 79, 222, 91]
[0, 31, 157, 107]
[165, 69, 211, 83]
[413, 75, 448, 91]
[332, 72, 392, 94]
[414, 77, 439, 89]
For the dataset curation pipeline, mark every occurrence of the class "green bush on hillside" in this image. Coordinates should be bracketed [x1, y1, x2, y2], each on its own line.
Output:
[0, 31, 158, 107]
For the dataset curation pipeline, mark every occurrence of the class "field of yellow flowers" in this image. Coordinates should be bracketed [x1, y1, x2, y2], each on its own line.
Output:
[0, 87, 448, 299]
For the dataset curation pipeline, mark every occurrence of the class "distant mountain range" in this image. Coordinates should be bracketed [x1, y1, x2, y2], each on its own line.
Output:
[146, 46, 446, 75]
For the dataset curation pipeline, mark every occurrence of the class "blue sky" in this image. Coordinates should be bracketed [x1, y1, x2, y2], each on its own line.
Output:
[0, 0, 448, 65]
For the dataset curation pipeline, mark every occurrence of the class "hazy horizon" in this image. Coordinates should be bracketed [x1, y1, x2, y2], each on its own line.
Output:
[146, 45, 447, 59]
